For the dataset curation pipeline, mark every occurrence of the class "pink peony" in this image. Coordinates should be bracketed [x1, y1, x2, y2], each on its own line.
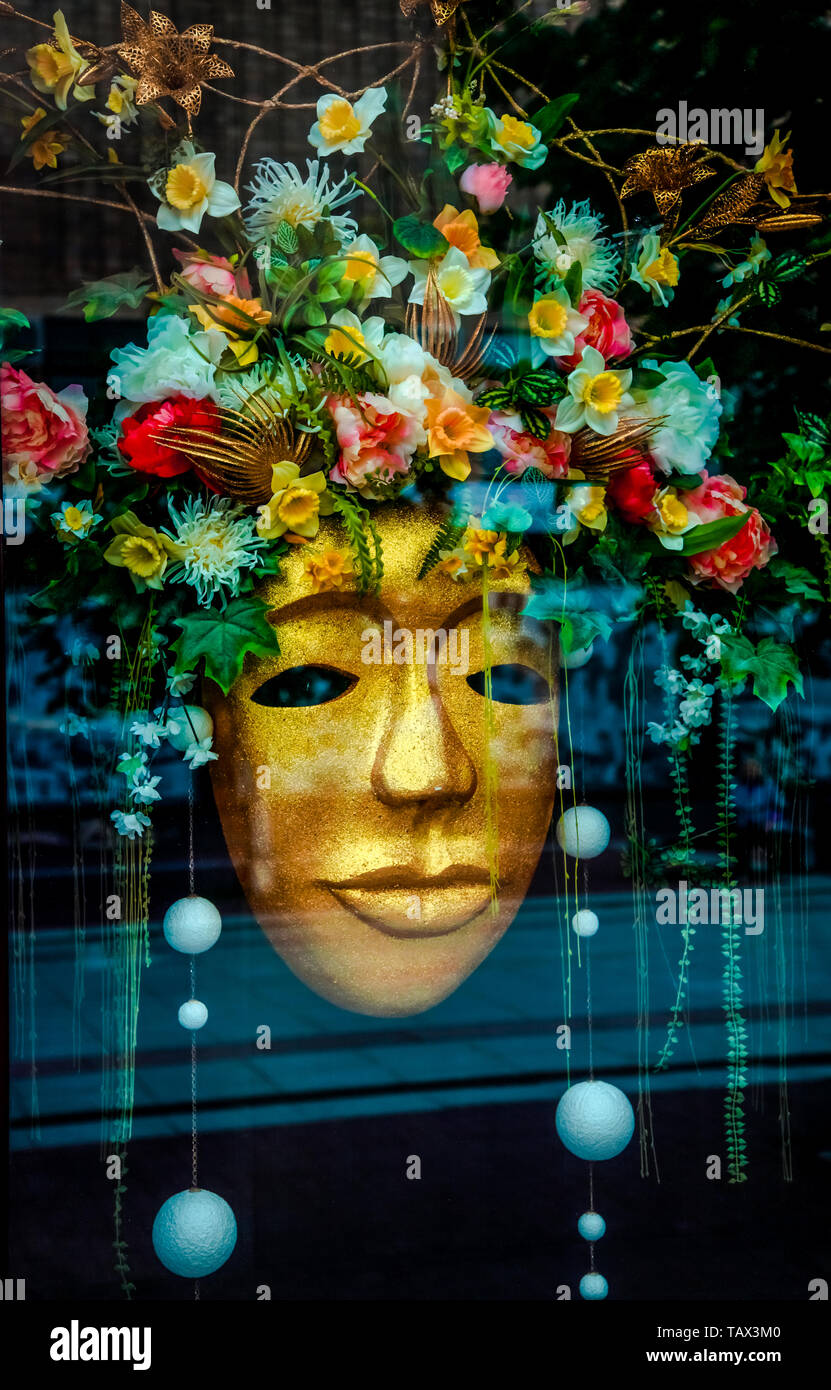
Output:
[328, 392, 421, 491]
[459, 162, 513, 214]
[488, 408, 571, 479]
[684, 472, 777, 593]
[172, 248, 251, 299]
[557, 289, 632, 371]
[1, 363, 90, 486]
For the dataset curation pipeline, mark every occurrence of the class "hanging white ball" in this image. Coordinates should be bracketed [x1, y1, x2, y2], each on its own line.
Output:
[178, 999, 208, 1031]
[580, 1272, 608, 1300]
[152, 1188, 237, 1278]
[578, 1211, 606, 1241]
[560, 641, 594, 670]
[556, 806, 610, 859]
[555, 1079, 635, 1161]
[163, 896, 222, 955]
[572, 910, 599, 938]
[167, 705, 213, 752]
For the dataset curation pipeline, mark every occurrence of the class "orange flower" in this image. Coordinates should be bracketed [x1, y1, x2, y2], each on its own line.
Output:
[462, 525, 510, 567]
[433, 204, 499, 271]
[425, 387, 493, 481]
[20, 108, 69, 171]
[304, 547, 354, 593]
[192, 294, 271, 332]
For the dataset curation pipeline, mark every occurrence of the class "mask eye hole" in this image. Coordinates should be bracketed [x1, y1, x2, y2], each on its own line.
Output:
[466, 663, 551, 706]
[251, 665, 356, 709]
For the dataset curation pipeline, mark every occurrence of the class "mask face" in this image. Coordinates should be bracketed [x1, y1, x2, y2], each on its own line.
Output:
[208, 503, 558, 1016]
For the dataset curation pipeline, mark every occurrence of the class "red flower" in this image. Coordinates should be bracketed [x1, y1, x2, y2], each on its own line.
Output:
[606, 455, 657, 523]
[118, 397, 220, 478]
[557, 289, 632, 372]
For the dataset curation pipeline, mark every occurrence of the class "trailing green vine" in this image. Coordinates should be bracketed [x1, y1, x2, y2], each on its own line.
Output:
[717, 689, 749, 1184]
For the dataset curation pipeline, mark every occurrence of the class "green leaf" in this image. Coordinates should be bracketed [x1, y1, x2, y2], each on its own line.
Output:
[522, 573, 614, 654]
[63, 269, 151, 322]
[680, 513, 749, 556]
[393, 215, 449, 259]
[720, 634, 803, 712]
[444, 146, 467, 175]
[562, 258, 582, 306]
[171, 597, 281, 696]
[519, 405, 550, 439]
[476, 387, 513, 410]
[767, 557, 823, 601]
[782, 431, 825, 466]
[513, 368, 560, 406]
[532, 93, 579, 141]
[0, 306, 29, 351]
[275, 220, 299, 255]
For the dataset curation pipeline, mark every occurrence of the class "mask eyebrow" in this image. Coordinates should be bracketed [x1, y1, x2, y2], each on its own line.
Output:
[442, 590, 532, 629]
[267, 592, 395, 626]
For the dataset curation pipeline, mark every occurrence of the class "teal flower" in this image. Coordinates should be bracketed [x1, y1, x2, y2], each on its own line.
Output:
[482, 500, 533, 533]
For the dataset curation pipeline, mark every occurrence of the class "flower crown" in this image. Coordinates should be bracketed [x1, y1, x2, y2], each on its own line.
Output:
[2, 3, 830, 838]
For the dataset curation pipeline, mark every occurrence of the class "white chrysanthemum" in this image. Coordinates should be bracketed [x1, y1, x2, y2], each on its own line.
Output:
[244, 158, 360, 246]
[533, 199, 620, 292]
[215, 359, 297, 413]
[164, 497, 265, 606]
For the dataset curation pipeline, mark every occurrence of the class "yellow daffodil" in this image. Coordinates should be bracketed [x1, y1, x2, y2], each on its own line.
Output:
[20, 108, 69, 170]
[103, 512, 183, 590]
[256, 462, 333, 540]
[304, 547, 355, 593]
[309, 88, 387, 156]
[26, 10, 93, 111]
[632, 233, 680, 307]
[462, 523, 511, 567]
[755, 130, 797, 209]
[648, 487, 700, 550]
[432, 205, 499, 271]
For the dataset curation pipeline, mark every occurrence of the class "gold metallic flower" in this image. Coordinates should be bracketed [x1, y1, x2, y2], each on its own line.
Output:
[153, 396, 313, 506]
[399, 0, 464, 25]
[621, 144, 716, 223]
[565, 416, 666, 485]
[115, 3, 234, 122]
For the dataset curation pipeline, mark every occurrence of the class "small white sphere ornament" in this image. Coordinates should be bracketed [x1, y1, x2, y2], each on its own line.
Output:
[580, 1272, 608, 1300]
[152, 1188, 237, 1278]
[556, 1079, 635, 1161]
[560, 641, 594, 670]
[167, 705, 213, 752]
[578, 1211, 606, 1241]
[178, 999, 208, 1031]
[163, 895, 222, 955]
[556, 806, 610, 859]
[572, 910, 599, 938]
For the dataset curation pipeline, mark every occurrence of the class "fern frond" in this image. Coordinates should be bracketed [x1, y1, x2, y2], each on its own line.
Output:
[417, 517, 466, 580]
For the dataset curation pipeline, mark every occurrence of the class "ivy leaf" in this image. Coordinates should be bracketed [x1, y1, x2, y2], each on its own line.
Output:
[522, 573, 614, 654]
[720, 634, 803, 711]
[393, 215, 448, 259]
[444, 146, 467, 174]
[767, 557, 823, 601]
[680, 513, 749, 556]
[171, 597, 281, 695]
[63, 269, 151, 322]
[532, 93, 579, 141]
[782, 431, 826, 466]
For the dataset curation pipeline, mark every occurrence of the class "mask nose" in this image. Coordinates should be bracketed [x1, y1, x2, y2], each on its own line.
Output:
[371, 662, 477, 808]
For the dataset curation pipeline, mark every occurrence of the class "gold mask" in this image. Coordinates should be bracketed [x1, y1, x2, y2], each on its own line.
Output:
[207, 502, 558, 1016]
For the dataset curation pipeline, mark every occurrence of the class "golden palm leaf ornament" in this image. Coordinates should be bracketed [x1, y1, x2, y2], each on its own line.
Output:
[406, 265, 494, 382]
[565, 415, 668, 484]
[152, 395, 313, 506]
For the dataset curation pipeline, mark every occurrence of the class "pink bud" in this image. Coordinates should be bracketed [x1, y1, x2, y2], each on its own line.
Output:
[459, 162, 513, 214]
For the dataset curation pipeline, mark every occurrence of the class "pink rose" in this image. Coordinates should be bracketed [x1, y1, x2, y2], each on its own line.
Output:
[328, 392, 421, 491]
[172, 249, 251, 299]
[459, 163, 513, 214]
[557, 289, 632, 371]
[684, 472, 777, 593]
[1, 363, 90, 486]
[488, 408, 571, 479]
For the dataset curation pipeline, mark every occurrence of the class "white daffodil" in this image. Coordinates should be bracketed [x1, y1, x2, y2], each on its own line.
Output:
[648, 487, 700, 551]
[408, 246, 490, 329]
[565, 484, 608, 533]
[323, 310, 386, 365]
[555, 345, 633, 436]
[337, 234, 409, 305]
[528, 287, 590, 358]
[150, 141, 240, 233]
[309, 88, 387, 156]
